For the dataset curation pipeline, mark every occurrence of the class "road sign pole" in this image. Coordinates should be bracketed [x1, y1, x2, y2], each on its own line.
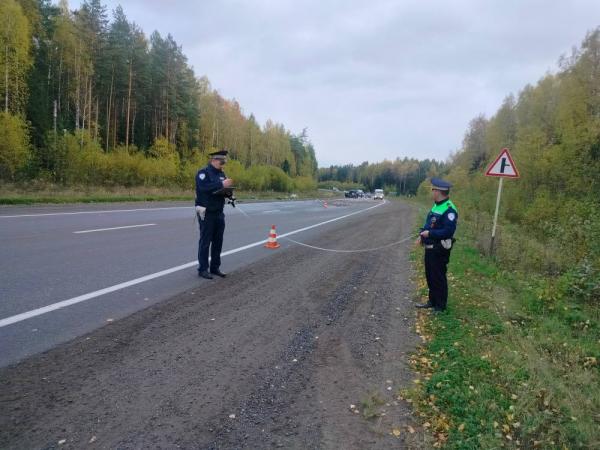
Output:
[490, 177, 503, 256]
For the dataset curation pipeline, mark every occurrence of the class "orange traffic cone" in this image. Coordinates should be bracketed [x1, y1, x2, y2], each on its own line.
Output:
[265, 225, 280, 249]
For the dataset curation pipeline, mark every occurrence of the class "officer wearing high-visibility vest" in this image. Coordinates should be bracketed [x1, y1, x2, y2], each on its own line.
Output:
[415, 178, 458, 312]
[195, 149, 234, 279]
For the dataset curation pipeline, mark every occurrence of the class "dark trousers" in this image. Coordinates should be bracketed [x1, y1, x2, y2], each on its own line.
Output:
[424, 248, 450, 310]
[198, 212, 225, 272]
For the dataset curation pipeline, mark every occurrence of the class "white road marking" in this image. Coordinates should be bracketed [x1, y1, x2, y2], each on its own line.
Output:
[0, 201, 386, 328]
[73, 223, 156, 234]
[0, 200, 315, 219]
[262, 209, 280, 213]
[0, 206, 191, 219]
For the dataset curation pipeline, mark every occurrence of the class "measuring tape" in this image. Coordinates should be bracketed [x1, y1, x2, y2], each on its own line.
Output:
[281, 234, 415, 253]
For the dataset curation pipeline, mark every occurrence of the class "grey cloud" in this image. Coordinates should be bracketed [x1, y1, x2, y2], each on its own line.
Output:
[77, 0, 600, 166]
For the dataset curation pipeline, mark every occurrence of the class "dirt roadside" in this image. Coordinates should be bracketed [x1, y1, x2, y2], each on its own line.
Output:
[0, 200, 426, 449]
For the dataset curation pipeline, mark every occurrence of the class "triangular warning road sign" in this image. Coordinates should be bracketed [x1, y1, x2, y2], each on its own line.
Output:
[485, 148, 519, 178]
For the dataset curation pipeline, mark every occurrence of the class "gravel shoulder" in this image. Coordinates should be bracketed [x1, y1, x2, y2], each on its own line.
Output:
[0, 200, 425, 449]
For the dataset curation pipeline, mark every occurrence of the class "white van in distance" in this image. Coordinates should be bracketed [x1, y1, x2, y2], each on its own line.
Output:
[374, 189, 384, 200]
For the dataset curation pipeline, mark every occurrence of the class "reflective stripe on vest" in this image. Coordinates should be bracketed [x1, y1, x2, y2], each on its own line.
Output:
[430, 199, 457, 215]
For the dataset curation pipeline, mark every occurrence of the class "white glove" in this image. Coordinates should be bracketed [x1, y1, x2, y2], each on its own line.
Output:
[195, 205, 206, 221]
[441, 239, 452, 250]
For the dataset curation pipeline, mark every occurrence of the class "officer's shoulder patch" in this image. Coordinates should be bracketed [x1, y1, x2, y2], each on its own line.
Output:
[199, 172, 206, 180]
[448, 212, 456, 221]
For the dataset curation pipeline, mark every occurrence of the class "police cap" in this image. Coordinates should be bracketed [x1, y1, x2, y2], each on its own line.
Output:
[209, 149, 229, 160]
[430, 177, 452, 191]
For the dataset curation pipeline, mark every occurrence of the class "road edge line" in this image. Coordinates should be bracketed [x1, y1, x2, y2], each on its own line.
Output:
[0, 200, 386, 328]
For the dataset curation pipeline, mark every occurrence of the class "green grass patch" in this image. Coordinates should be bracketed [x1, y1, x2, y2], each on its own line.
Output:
[406, 223, 600, 449]
[0, 183, 340, 205]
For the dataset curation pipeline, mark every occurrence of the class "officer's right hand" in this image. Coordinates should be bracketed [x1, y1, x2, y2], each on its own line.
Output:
[223, 178, 233, 188]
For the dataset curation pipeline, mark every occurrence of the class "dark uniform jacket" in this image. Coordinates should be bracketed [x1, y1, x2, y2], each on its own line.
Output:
[195, 164, 227, 213]
[420, 198, 458, 247]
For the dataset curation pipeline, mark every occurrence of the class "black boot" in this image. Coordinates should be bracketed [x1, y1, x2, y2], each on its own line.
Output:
[198, 270, 213, 279]
[210, 269, 227, 278]
[415, 302, 434, 309]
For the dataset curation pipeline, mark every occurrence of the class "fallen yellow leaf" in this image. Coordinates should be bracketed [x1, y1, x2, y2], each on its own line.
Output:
[392, 429, 401, 437]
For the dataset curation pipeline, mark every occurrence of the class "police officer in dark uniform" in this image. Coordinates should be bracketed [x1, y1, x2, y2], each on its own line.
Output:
[415, 178, 458, 312]
[195, 150, 234, 279]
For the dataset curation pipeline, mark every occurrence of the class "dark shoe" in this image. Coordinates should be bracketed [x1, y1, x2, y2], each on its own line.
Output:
[198, 270, 213, 279]
[415, 302, 434, 309]
[210, 269, 227, 278]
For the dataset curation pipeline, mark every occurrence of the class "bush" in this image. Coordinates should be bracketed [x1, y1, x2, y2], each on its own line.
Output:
[16, 134, 317, 195]
[240, 165, 269, 191]
[268, 166, 293, 192]
[294, 176, 317, 191]
[559, 259, 600, 304]
[147, 137, 176, 159]
[0, 112, 31, 180]
[51, 130, 104, 184]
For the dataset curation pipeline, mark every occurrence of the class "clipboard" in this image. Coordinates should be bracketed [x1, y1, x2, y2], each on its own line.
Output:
[212, 187, 235, 196]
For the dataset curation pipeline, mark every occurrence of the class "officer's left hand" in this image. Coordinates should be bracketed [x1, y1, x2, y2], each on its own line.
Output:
[420, 230, 430, 238]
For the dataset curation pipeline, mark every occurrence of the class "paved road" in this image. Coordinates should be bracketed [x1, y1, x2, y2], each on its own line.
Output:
[0, 199, 424, 449]
[0, 199, 384, 367]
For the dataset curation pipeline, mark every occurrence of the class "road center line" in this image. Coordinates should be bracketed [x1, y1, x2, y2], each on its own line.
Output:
[0, 206, 191, 219]
[0, 201, 385, 328]
[73, 224, 156, 234]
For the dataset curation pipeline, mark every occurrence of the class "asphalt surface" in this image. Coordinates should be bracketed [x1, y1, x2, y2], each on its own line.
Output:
[0, 199, 425, 449]
[1, 198, 387, 367]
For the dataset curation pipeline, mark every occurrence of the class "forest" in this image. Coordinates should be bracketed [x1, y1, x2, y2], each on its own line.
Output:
[322, 26, 600, 297]
[318, 158, 448, 195]
[1, 0, 599, 281]
[0, 0, 318, 192]
[441, 29, 600, 285]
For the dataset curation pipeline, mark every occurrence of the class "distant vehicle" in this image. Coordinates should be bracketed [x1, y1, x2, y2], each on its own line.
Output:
[374, 189, 384, 200]
[344, 189, 364, 198]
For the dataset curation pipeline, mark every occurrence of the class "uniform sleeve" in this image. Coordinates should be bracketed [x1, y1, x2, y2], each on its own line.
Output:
[429, 208, 457, 240]
[195, 170, 224, 194]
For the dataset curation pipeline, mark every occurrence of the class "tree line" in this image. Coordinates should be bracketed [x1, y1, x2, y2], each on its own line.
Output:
[318, 158, 448, 195]
[0, 0, 318, 191]
[442, 29, 600, 284]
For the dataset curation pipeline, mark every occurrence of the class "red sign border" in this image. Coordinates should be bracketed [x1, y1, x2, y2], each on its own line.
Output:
[485, 148, 520, 178]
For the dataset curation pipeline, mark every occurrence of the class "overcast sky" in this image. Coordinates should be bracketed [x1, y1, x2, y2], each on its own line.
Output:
[75, 0, 600, 166]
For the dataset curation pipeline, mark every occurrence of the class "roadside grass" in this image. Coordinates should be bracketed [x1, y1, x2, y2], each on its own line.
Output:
[0, 183, 341, 205]
[0, 184, 193, 204]
[404, 218, 600, 448]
